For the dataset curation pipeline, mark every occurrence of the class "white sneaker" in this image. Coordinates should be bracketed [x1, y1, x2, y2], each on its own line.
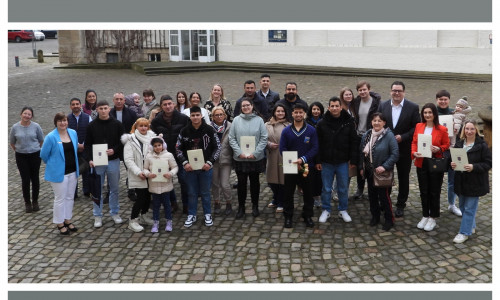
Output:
[318, 210, 330, 223]
[128, 218, 144, 232]
[139, 213, 154, 225]
[184, 215, 197, 228]
[424, 218, 436, 231]
[111, 214, 123, 224]
[94, 216, 103, 228]
[338, 210, 352, 223]
[448, 205, 462, 217]
[417, 217, 429, 229]
[204, 214, 213, 227]
[453, 233, 469, 243]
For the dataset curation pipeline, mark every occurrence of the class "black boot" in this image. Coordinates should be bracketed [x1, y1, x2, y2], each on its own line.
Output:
[353, 188, 363, 200]
[235, 206, 245, 219]
[25, 200, 33, 213]
[252, 205, 260, 217]
[284, 217, 293, 228]
[369, 216, 380, 226]
[32, 200, 40, 212]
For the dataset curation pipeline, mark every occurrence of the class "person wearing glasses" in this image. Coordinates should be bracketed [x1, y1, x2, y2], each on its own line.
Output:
[378, 81, 420, 218]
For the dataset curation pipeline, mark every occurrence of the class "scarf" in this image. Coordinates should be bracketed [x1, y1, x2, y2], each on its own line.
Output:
[211, 119, 227, 134]
[363, 128, 385, 162]
[267, 116, 289, 126]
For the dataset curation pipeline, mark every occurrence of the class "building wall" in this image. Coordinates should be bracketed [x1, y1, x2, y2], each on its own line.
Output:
[218, 30, 492, 74]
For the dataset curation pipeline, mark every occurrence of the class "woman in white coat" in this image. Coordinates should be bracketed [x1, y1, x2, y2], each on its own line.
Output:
[122, 118, 157, 232]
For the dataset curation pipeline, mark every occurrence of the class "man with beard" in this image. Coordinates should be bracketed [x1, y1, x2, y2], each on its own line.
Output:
[233, 80, 269, 120]
[275, 82, 309, 122]
[279, 103, 318, 228]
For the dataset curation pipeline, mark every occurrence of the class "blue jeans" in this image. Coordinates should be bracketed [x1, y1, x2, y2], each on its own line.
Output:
[152, 192, 172, 221]
[447, 168, 457, 205]
[458, 194, 478, 236]
[321, 162, 349, 212]
[186, 169, 213, 216]
[93, 158, 120, 217]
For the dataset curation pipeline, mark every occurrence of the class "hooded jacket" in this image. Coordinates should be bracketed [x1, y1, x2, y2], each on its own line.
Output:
[122, 130, 157, 189]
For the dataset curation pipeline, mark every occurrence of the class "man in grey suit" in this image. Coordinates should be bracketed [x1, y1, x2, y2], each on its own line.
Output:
[378, 81, 420, 218]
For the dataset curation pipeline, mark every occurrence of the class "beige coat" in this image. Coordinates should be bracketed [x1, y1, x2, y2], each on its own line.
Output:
[265, 118, 290, 184]
[143, 149, 178, 194]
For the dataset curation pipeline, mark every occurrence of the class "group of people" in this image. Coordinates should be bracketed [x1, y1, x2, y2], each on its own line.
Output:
[9, 75, 491, 243]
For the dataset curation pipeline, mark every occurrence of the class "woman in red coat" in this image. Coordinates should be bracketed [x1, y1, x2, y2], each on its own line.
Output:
[411, 103, 450, 232]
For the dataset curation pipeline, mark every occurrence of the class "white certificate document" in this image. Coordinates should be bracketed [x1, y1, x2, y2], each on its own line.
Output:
[240, 136, 255, 157]
[450, 148, 469, 171]
[282, 151, 298, 174]
[187, 149, 205, 170]
[417, 134, 432, 158]
[92, 144, 108, 166]
[439, 115, 454, 137]
[151, 159, 169, 182]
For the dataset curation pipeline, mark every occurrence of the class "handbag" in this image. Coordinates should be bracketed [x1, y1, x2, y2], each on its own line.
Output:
[78, 155, 89, 175]
[425, 150, 450, 173]
[88, 168, 102, 207]
[373, 169, 394, 187]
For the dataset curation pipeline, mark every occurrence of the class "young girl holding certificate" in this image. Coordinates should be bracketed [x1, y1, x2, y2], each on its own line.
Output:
[143, 137, 178, 233]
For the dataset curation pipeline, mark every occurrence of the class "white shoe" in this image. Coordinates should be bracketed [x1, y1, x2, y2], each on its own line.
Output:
[424, 218, 436, 231]
[128, 218, 144, 232]
[338, 210, 352, 223]
[417, 217, 429, 229]
[94, 216, 103, 228]
[318, 210, 330, 223]
[453, 233, 469, 243]
[184, 215, 197, 228]
[111, 214, 123, 224]
[139, 213, 154, 225]
[448, 205, 462, 217]
[204, 214, 213, 227]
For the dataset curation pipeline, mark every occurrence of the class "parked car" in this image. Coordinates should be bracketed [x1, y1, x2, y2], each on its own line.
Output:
[8, 30, 34, 42]
[41, 30, 58, 39]
[34, 30, 45, 41]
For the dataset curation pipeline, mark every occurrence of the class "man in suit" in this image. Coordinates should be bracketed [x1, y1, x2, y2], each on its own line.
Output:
[378, 81, 420, 217]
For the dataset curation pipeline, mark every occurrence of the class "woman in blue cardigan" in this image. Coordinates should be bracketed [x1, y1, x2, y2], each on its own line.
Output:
[40, 113, 80, 235]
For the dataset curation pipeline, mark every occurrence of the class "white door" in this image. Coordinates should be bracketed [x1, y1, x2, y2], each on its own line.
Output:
[170, 30, 215, 62]
[197, 30, 215, 62]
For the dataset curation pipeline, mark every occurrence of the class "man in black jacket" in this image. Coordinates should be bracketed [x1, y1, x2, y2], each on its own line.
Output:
[350, 81, 381, 200]
[378, 81, 420, 217]
[233, 80, 268, 120]
[176, 106, 221, 228]
[151, 95, 190, 214]
[110, 92, 138, 201]
[258, 74, 280, 120]
[275, 82, 309, 122]
[85, 100, 125, 228]
[316, 97, 358, 224]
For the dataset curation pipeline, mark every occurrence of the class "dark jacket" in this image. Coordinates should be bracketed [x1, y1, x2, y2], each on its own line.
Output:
[175, 122, 221, 168]
[233, 93, 269, 120]
[67, 112, 91, 144]
[316, 109, 358, 165]
[151, 110, 189, 158]
[110, 106, 138, 134]
[84, 116, 124, 162]
[275, 96, 309, 123]
[359, 128, 399, 172]
[453, 137, 491, 197]
[351, 91, 381, 134]
[258, 89, 281, 119]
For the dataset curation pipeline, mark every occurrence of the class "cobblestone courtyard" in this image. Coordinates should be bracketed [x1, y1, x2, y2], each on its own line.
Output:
[7, 43, 492, 283]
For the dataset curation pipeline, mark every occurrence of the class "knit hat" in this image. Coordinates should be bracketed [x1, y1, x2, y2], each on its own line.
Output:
[149, 134, 167, 152]
[456, 96, 469, 108]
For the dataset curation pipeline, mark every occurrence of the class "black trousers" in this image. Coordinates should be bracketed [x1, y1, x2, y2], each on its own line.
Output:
[283, 173, 314, 219]
[394, 151, 412, 209]
[367, 171, 394, 224]
[236, 171, 260, 207]
[131, 188, 151, 219]
[416, 163, 444, 218]
[15, 151, 41, 203]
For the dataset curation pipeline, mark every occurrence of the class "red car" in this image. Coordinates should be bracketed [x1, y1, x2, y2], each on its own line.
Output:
[8, 30, 34, 42]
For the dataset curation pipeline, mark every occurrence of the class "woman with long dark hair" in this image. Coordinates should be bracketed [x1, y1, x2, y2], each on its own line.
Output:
[411, 103, 450, 232]
[82, 89, 98, 120]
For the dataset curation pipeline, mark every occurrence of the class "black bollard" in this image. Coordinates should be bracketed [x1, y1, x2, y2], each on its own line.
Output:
[15, 56, 19, 67]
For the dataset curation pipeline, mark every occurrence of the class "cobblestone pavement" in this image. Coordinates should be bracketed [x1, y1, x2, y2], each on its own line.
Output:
[8, 43, 492, 283]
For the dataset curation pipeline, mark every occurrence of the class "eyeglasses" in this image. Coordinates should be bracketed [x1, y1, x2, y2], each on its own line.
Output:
[391, 90, 404, 93]
[213, 114, 224, 117]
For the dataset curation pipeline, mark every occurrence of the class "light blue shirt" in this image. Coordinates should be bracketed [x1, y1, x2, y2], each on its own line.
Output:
[391, 98, 405, 128]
